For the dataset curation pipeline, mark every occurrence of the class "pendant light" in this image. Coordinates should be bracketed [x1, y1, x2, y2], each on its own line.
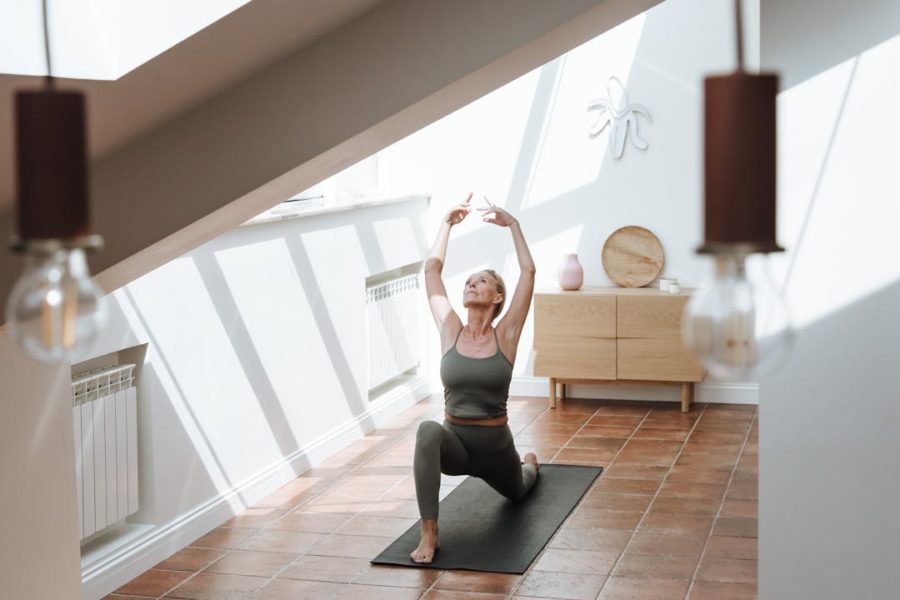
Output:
[682, 0, 793, 380]
[6, 0, 107, 363]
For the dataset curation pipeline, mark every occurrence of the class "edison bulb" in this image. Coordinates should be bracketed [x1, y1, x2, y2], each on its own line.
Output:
[683, 254, 793, 380]
[6, 248, 107, 363]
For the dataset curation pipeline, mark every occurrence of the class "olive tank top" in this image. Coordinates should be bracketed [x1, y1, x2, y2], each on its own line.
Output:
[440, 328, 514, 419]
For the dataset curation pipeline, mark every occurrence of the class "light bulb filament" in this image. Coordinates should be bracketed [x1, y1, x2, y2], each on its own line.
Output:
[7, 248, 107, 363]
[41, 287, 61, 349]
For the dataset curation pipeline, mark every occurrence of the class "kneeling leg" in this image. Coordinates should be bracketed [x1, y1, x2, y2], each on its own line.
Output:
[413, 420, 469, 519]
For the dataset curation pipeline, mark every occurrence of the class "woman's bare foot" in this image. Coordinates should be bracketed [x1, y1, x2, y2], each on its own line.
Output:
[410, 519, 439, 563]
[524, 452, 540, 472]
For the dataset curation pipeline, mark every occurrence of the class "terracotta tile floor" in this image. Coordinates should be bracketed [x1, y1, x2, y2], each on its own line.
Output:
[107, 396, 758, 600]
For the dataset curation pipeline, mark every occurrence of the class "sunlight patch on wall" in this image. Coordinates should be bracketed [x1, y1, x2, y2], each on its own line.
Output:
[525, 13, 647, 209]
[370, 216, 422, 271]
[123, 257, 283, 486]
[110, 280, 237, 513]
[774, 33, 900, 329]
[214, 238, 338, 442]
[299, 225, 369, 403]
[381, 68, 542, 205]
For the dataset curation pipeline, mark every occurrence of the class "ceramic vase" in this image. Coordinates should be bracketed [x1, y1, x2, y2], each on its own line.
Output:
[558, 253, 584, 290]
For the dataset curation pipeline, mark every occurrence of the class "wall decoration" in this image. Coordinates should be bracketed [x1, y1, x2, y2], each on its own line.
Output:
[587, 76, 652, 160]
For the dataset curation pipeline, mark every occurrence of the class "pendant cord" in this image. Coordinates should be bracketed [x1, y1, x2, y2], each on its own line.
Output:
[734, 0, 745, 72]
[42, 0, 54, 88]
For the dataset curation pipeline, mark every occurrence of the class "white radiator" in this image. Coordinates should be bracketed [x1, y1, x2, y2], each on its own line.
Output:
[367, 273, 420, 390]
[72, 365, 139, 542]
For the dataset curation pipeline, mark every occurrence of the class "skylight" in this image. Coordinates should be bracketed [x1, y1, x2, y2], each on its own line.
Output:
[0, 0, 250, 80]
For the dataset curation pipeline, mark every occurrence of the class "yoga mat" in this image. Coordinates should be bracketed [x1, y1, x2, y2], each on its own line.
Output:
[371, 464, 602, 573]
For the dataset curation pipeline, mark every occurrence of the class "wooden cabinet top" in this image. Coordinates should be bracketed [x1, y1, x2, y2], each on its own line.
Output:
[537, 286, 694, 298]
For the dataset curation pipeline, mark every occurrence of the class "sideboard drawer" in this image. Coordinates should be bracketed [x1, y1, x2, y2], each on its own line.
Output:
[617, 337, 703, 382]
[534, 336, 616, 380]
[617, 294, 689, 339]
[535, 294, 616, 338]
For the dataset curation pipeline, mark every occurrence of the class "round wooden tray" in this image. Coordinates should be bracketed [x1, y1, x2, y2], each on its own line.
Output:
[601, 225, 664, 287]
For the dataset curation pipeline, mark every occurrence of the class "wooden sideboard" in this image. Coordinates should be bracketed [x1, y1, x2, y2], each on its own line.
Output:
[534, 287, 704, 412]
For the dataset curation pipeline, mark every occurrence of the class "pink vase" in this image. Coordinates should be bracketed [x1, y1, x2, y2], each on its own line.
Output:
[558, 253, 584, 290]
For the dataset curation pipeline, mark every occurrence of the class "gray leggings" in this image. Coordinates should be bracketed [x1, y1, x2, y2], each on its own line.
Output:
[413, 420, 538, 520]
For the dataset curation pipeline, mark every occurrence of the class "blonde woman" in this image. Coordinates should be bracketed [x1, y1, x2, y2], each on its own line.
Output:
[410, 193, 539, 564]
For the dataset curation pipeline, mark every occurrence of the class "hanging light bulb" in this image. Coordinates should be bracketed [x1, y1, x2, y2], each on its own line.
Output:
[684, 254, 792, 380]
[683, 0, 793, 380]
[6, 0, 106, 363]
[6, 244, 106, 363]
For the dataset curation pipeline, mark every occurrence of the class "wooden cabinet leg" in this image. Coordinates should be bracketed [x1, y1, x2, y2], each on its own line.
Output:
[549, 377, 557, 409]
[681, 382, 693, 413]
[560, 383, 566, 402]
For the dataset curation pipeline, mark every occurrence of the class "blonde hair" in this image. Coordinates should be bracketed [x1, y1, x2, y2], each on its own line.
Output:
[483, 269, 506, 321]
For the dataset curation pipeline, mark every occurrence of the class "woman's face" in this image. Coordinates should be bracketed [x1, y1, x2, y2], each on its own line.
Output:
[463, 271, 501, 309]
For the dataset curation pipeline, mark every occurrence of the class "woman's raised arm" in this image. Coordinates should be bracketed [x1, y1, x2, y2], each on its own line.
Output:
[478, 198, 535, 359]
[424, 193, 472, 352]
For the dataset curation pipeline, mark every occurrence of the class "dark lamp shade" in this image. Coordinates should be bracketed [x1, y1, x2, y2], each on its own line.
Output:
[15, 89, 90, 240]
[702, 72, 783, 254]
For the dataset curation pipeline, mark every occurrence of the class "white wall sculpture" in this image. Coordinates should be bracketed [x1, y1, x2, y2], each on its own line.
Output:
[588, 76, 652, 159]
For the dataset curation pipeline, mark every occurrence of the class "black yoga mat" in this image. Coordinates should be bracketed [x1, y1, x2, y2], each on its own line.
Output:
[371, 464, 602, 573]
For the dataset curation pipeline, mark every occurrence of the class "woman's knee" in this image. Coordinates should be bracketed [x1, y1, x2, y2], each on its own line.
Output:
[415, 420, 444, 450]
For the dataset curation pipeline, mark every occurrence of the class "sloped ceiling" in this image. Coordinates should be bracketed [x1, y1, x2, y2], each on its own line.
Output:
[0, 0, 661, 313]
[0, 0, 385, 205]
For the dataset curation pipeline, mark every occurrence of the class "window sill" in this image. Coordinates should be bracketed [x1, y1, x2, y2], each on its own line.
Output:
[241, 193, 430, 227]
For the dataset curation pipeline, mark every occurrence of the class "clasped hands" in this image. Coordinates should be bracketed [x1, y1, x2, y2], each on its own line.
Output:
[444, 192, 517, 228]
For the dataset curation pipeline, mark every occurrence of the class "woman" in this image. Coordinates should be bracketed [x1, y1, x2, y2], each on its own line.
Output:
[410, 192, 539, 564]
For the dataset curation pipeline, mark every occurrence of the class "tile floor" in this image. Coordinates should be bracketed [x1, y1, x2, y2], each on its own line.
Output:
[107, 395, 758, 600]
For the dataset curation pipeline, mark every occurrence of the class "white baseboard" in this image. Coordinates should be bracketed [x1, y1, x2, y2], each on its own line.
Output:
[694, 381, 759, 405]
[82, 376, 430, 600]
[508, 376, 758, 405]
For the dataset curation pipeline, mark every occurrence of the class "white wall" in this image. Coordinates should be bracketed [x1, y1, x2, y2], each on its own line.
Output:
[760, 0, 900, 597]
[0, 198, 430, 599]
[380, 0, 744, 400]
[0, 335, 82, 599]
[96, 197, 430, 597]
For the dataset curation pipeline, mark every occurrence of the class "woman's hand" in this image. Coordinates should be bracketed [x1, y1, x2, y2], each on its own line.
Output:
[478, 196, 518, 227]
[443, 192, 473, 226]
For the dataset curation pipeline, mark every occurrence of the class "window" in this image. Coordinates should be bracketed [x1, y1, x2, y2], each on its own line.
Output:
[253, 153, 390, 222]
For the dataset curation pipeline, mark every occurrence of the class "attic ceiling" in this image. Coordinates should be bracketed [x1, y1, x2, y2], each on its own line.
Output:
[0, 0, 385, 211]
